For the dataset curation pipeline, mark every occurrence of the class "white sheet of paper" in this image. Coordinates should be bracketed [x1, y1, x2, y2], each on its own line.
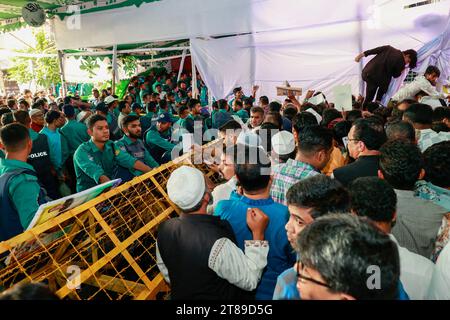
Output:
[308, 93, 326, 105]
[182, 133, 194, 153]
[332, 84, 352, 111]
[305, 108, 322, 124]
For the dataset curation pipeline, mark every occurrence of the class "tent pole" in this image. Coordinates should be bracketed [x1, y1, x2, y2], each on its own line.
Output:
[112, 45, 118, 94]
[177, 49, 187, 82]
[57, 50, 67, 97]
[190, 40, 198, 99]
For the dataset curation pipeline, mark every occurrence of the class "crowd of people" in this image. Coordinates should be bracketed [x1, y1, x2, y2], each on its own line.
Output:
[0, 59, 450, 300]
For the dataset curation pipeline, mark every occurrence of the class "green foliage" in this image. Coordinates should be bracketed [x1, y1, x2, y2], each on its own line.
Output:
[121, 56, 137, 78]
[79, 56, 101, 79]
[7, 29, 60, 88]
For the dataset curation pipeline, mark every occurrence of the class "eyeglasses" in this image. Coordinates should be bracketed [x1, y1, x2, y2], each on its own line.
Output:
[296, 261, 331, 288]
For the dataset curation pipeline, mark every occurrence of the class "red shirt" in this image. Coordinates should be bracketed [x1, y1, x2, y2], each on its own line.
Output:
[31, 122, 44, 133]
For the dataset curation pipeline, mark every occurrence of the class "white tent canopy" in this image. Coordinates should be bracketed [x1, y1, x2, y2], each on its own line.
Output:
[53, 0, 450, 101]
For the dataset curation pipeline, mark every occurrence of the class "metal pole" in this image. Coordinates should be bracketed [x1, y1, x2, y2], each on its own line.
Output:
[112, 45, 118, 95]
[177, 49, 187, 82]
[57, 50, 67, 97]
[190, 42, 198, 99]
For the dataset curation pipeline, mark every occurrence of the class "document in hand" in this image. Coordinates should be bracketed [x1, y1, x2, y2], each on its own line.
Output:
[332, 84, 353, 111]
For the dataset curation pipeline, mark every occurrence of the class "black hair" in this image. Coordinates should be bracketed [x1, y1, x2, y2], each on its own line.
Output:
[0, 282, 58, 300]
[159, 99, 168, 110]
[0, 123, 30, 152]
[18, 99, 30, 109]
[147, 101, 157, 113]
[1, 113, 14, 126]
[297, 125, 333, 155]
[118, 101, 128, 112]
[44, 110, 61, 124]
[403, 103, 433, 125]
[349, 177, 397, 223]
[432, 122, 449, 133]
[0, 108, 12, 119]
[250, 106, 264, 115]
[178, 105, 189, 116]
[423, 141, 450, 188]
[365, 102, 382, 114]
[188, 98, 200, 109]
[352, 118, 387, 151]
[403, 49, 418, 69]
[219, 119, 242, 132]
[121, 114, 140, 128]
[425, 65, 440, 77]
[234, 145, 271, 193]
[234, 99, 243, 108]
[321, 109, 342, 127]
[292, 112, 318, 134]
[12, 110, 30, 126]
[218, 99, 228, 110]
[7, 99, 16, 109]
[333, 120, 352, 147]
[286, 175, 349, 218]
[379, 140, 423, 190]
[346, 110, 363, 123]
[263, 112, 283, 130]
[259, 96, 269, 105]
[283, 106, 298, 121]
[243, 97, 253, 107]
[87, 114, 107, 130]
[268, 101, 282, 113]
[296, 214, 400, 300]
[432, 107, 450, 122]
[385, 120, 416, 143]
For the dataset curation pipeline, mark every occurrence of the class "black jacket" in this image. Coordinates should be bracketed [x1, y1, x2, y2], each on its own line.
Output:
[362, 45, 405, 90]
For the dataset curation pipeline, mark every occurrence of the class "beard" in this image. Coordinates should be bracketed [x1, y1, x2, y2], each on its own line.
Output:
[128, 132, 141, 139]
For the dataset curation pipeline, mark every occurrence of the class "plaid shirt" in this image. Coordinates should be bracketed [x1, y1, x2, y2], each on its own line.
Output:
[270, 159, 320, 205]
[418, 129, 450, 152]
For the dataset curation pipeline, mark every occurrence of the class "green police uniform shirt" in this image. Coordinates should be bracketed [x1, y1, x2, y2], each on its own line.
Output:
[60, 119, 90, 156]
[145, 126, 176, 152]
[0, 158, 41, 229]
[115, 135, 159, 175]
[0, 149, 4, 159]
[73, 139, 137, 192]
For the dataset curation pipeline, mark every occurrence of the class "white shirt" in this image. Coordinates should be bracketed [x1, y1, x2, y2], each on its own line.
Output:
[156, 238, 269, 291]
[417, 128, 450, 152]
[389, 234, 434, 300]
[427, 241, 450, 299]
[392, 75, 448, 101]
[207, 176, 237, 214]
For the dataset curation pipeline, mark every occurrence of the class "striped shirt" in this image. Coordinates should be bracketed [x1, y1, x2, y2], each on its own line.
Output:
[270, 158, 319, 205]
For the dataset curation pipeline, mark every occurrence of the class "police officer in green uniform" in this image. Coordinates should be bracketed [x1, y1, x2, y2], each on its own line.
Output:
[232, 99, 249, 123]
[115, 114, 159, 182]
[13, 110, 60, 199]
[184, 99, 205, 134]
[73, 114, 153, 192]
[60, 104, 90, 155]
[145, 113, 177, 165]
[0, 123, 49, 241]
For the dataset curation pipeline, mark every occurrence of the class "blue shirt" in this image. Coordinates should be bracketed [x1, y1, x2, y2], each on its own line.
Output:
[273, 267, 299, 300]
[214, 195, 296, 300]
[40, 126, 62, 171]
[272, 266, 410, 300]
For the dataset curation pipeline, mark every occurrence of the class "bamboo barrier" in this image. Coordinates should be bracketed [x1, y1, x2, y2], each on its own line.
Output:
[0, 140, 223, 300]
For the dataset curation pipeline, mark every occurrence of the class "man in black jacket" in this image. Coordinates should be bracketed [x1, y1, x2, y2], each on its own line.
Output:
[355, 46, 417, 105]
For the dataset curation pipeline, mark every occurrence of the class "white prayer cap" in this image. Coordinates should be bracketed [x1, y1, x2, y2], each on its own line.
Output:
[29, 109, 43, 117]
[272, 131, 296, 155]
[237, 130, 262, 147]
[167, 166, 206, 210]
